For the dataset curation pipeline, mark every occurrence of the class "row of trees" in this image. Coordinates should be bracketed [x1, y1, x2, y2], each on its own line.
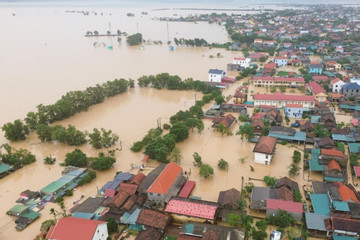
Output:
[193, 152, 214, 178]
[126, 33, 143, 46]
[289, 150, 302, 177]
[63, 149, 116, 171]
[0, 144, 36, 169]
[36, 124, 119, 148]
[173, 37, 208, 47]
[2, 78, 134, 141]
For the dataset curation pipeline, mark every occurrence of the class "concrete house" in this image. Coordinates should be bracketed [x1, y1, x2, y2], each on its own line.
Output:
[266, 199, 303, 221]
[233, 57, 252, 68]
[208, 69, 226, 83]
[341, 82, 360, 98]
[254, 92, 315, 109]
[284, 104, 303, 118]
[147, 163, 185, 206]
[307, 81, 327, 103]
[47, 217, 108, 240]
[331, 78, 345, 93]
[250, 187, 271, 210]
[253, 136, 277, 165]
[308, 62, 323, 75]
[274, 57, 288, 67]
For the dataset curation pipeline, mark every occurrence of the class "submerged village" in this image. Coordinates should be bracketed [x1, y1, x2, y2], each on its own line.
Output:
[3, 4, 360, 240]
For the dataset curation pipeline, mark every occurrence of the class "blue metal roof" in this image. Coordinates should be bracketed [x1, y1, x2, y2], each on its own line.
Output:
[72, 212, 94, 219]
[310, 193, 330, 216]
[114, 172, 133, 182]
[339, 104, 356, 110]
[124, 208, 141, 225]
[309, 148, 324, 171]
[348, 143, 360, 154]
[324, 176, 344, 182]
[311, 116, 321, 124]
[332, 201, 350, 212]
[343, 82, 360, 90]
[208, 69, 225, 74]
[100, 180, 122, 192]
[305, 213, 327, 232]
[332, 134, 355, 142]
[333, 236, 357, 240]
[269, 131, 306, 142]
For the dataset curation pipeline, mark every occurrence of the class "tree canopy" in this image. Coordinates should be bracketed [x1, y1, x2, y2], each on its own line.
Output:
[64, 149, 88, 167]
[126, 33, 143, 46]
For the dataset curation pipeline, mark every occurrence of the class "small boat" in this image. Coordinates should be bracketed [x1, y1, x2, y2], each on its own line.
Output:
[73, 195, 84, 205]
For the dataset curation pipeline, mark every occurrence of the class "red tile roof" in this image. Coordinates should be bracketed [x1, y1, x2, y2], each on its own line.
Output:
[219, 114, 236, 128]
[313, 75, 328, 81]
[234, 57, 246, 60]
[330, 93, 343, 99]
[253, 76, 304, 83]
[354, 166, 360, 177]
[148, 163, 182, 195]
[331, 78, 342, 84]
[142, 155, 150, 163]
[321, 149, 347, 159]
[136, 209, 170, 231]
[104, 189, 116, 197]
[118, 183, 138, 195]
[264, 62, 276, 69]
[275, 56, 287, 60]
[254, 92, 315, 101]
[266, 199, 303, 213]
[308, 81, 326, 95]
[165, 198, 218, 220]
[130, 172, 146, 185]
[328, 160, 341, 172]
[252, 113, 266, 120]
[338, 184, 359, 203]
[46, 217, 106, 240]
[178, 180, 196, 198]
[253, 136, 276, 154]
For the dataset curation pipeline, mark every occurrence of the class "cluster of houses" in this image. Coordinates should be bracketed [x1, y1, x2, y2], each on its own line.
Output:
[42, 163, 247, 240]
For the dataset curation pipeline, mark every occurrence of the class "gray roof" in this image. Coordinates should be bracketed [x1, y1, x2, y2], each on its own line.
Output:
[209, 69, 225, 74]
[114, 172, 134, 182]
[269, 126, 296, 135]
[71, 197, 105, 213]
[311, 181, 342, 201]
[305, 213, 328, 231]
[139, 164, 167, 192]
[251, 187, 271, 201]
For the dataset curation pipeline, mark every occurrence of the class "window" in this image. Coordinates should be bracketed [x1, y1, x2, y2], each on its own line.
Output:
[265, 155, 268, 159]
[158, 194, 161, 197]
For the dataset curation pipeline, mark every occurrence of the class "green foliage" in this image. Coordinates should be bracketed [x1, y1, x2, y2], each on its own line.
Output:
[78, 170, 96, 186]
[236, 123, 254, 140]
[266, 210, 295, 228]
[238, 197, 247, 210]
[263, 176, 276, 187]
[193, 152, 203, 166]
[288, 163, 301, 177]
[314, 124, 330, 138]
[40, 219, 56, 231]
[244, 182, 254, 193]
[2, 119, 29, 141]
[55, 196, 64, 203]
[131, 128, 162, 152]
[44, 156, 56, 165]
[199, 164, 214, 178]
[227, 214, 254, 239]
[169, 147, 182, 164]
[350, 153, 359, 167]
[279, 85, 286, 93]
[285, 115, 290, 125]
[163, 123, 171, 130]
[126, 33, 142, 46]
[107, 217, 119, 234]
[88, 128, 119, 149]
[215, 95, 225, 105]
[292, 150, 301, 164]
[130, 141, 144, 152]
[216, 123, 233, 136]
[336, 142, 345, 153]
[293, 190, 302, 202]
[90, 153, 116, 170]
[144, 134, 176, 163]
[36, 124, 53, 142]
[280, 140, 287, 145]
[270, 87, 277, 93]
[217, 158, 229, 170]
[65, 189, 73, 196]
[173, 37, 208, 46]
[238, 115, 250, 122]
[304, 152, 309, 160]
[0, 144, 36, 169]
[169, 122, 189, 142]
[64, 149, 88, 167]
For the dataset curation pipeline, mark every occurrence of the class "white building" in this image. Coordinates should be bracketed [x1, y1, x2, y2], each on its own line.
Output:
[331, 78, 345, 92]
[233, 57, 252, 68]
[274, 57, 288, 67]
[208, 69, 226, 82]
[350, 77, 360, 85]
[253, 136, 276, 165]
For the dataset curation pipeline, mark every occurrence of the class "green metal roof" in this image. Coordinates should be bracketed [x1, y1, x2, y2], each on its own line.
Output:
[184, 223, 195, 234]
[348, 143, 360, 154]
[268, 131, 306, 142]
[72, 212, 94, 219]
[9, 205, 28, 214]
[41, 180, 67, 194]
[324, 176, 345, 182]
[332, 201, 350, 212]
[311, 116, 321, 123]
[0, 163, 12, 174]
[333, 236, 357, 240]
[310, 149, 324, 172]
[21, 210, 40, 220]
[310, 194, 330, 216]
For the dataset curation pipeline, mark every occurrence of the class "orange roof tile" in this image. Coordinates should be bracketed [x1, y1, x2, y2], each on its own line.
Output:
[253, 136, 276, 154]
[321, 149, 347, 159]
[328, 160, 341, 172]
[338, 184, 359, 203]
[147, 163, 182, 195]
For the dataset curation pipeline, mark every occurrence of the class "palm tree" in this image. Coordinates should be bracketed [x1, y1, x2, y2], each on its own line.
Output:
[50, 208, 56, 221]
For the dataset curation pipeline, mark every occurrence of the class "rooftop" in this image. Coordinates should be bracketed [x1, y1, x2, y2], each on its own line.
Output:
[321, 148, 347, 159]
[47, 217, 106, 240]
[253, 136, 276, 154]
[136, 209, 170, 230]
[337, 184, 359, 203]
[165, 197, 218, 220]
[266, 199, 303, 213]
[254, 92, 315, 102]
[148, 163, 182, 195]
[209, 69, 225, 74]
[218, 188, 241, 208]
[305, 213, 328, 232]
[178, 180, 196, 198]
[310, 193, 330, 216]
[308, 81, 326, 95]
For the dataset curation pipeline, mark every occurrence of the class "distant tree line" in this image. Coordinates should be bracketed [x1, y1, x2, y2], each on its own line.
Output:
[132, 73, 223, 163]
[2, 78, 134, 142]
[173, 38, 208, 47]
[63, 149, 116, 171]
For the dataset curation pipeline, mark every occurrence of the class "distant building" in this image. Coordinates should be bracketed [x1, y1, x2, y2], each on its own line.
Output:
[254, 92, 315, 109]
[284, 104, 303, 118]
[274, 57, 288, 67]
[233, 57, 252, 68]
[253, 136, 277, 165]
[331, 78, 345, 93]
[308, 62, 323, 75]
[266, 199, 303, 221]
[208, 69, 226, 83]
[341, 82, 360, 98]
[253, 76, 304, 88]
[307, 81, 327, 103]
[47, 217, 108, 240]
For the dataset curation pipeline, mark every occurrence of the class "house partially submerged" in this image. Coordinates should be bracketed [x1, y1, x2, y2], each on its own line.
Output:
[266, 199, 303, 221]
[253, 136, 277, 165]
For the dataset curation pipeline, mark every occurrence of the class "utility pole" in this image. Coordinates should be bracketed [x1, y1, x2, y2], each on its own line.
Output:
[136, 22, 139, 33]
[194, 93, 197, 104]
